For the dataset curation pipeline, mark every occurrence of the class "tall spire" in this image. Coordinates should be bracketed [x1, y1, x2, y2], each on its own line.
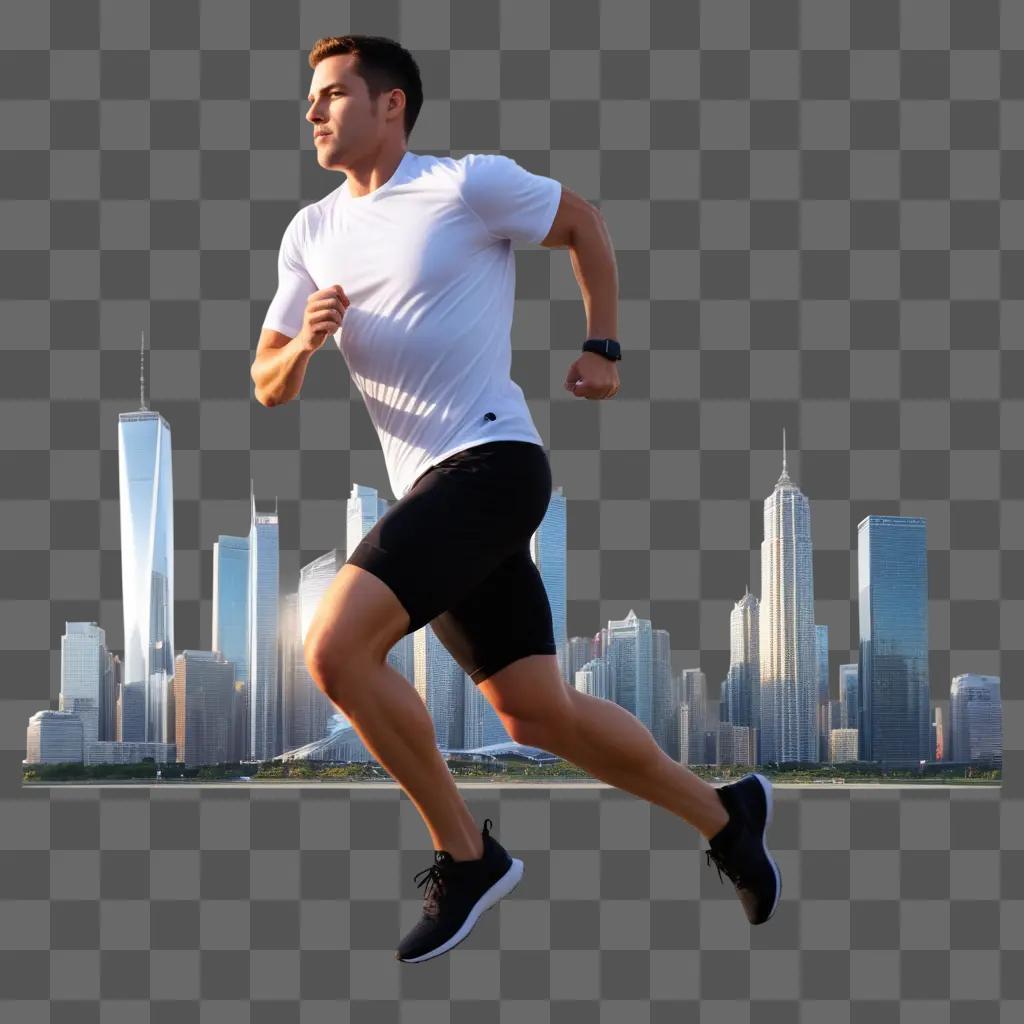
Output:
[776, 426, 792, 487]
[139, 329, 147, 411]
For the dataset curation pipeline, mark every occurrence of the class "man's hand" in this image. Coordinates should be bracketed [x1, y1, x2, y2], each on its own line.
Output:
[300, 284, 350, 351]
[564, 351, 620, 400]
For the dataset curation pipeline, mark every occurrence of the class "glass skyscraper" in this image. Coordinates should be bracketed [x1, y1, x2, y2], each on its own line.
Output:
[212, 535, 250, 754]
[247, 485, 280, 760]
[723, 587, 759, 739]
[117, 408, 174, 745]
[816, 624, 829, 702]
[949, 674, 1001, 765]
[839, 663, 859, 730]
[59, 622, 106, 745]
[857, 515, 929, 766]
[212, 536, 249, 689]
[606, 610, 655, 733]
[759, 437, 817, 763]
[679, 667, 707, 765]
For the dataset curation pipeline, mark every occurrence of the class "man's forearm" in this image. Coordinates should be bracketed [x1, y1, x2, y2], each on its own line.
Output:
[567, 212, 620, 340]
[252, 334, 318, 407]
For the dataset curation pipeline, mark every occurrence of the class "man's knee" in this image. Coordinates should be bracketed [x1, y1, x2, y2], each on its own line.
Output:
[304, 627, 372, 698]
[303, 565, 410, 691]
[503, 691, 579, 749]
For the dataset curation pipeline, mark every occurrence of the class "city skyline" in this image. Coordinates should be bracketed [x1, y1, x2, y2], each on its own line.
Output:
[23, 376, 1003, 776]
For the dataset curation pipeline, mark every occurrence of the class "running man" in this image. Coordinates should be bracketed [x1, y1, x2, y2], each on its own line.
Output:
[250, 34, 781, 962]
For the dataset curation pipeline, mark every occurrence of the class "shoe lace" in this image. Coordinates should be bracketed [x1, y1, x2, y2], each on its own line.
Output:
[413, 860, 448, 917]
[705, 847, 746, 891]
[412, 819, 494, 917]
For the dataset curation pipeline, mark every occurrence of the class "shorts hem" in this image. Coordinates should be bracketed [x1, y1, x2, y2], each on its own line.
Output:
[469, 643, 558, 684]
[346, 543, 423, 634]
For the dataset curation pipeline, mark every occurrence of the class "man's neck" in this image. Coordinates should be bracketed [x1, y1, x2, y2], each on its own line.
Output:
[343, 147, 408, 198]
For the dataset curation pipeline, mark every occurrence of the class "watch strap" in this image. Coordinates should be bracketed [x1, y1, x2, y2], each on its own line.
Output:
[582, 337, 622, 361]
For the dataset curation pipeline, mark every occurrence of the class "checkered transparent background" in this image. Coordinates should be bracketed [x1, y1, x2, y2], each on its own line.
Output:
[0, 0, 1021, 1018]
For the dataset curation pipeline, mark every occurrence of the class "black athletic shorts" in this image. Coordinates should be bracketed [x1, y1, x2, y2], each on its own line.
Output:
[345, 439, 557, 684]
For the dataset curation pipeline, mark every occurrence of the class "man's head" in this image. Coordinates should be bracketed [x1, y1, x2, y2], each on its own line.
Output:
[306, 35, 423, 166]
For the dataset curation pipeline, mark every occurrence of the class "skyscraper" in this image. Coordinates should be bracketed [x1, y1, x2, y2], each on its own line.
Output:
[816, 624, 829, 759]
[857, 515, 929, 766]
[212, 536, 249, 691]
[949, 674, 1001, 765]
[839, 663, 859, 731]
[172, 650, 236, 766]
[679, 667, 707, 765]
[605, 609, 655, 733]
[758, 431, 817, 763]
[247, 482, 280, 760]
[59, 622, 106, 745]
[723, 586, 760, 742]
[117, 331, 174, 744]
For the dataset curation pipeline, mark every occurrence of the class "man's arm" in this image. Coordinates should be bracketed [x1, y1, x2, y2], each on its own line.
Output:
[539, 186, 619, 340]
[251, 328, 318, 407]
[251, 286, 348, 406]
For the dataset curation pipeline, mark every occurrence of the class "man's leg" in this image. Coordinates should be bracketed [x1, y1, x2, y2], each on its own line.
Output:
[477, 654, 731, 841]
[305, 564, 484, 863]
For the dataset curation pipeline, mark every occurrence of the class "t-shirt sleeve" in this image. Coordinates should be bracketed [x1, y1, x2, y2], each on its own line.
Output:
[261, 209, 316, 338]
[458, 152, 562, 245]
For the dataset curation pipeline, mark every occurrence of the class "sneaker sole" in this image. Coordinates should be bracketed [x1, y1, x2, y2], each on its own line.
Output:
[397, 856, 525, 963]
[751, 772, 782, 922]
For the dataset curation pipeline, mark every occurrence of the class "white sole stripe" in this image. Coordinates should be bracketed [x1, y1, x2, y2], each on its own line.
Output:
[752, 772, 783, 921]
[398, 856, 525, 963]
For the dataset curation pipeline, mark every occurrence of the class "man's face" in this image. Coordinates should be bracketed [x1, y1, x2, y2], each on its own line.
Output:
[305, 54, 395, 166]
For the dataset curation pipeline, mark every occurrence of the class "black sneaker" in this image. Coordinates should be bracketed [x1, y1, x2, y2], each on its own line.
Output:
[704, 772, 782, 925]
[396, 818, 524, 963]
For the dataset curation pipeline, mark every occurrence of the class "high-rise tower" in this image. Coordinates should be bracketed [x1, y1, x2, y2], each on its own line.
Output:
[758, 430, 818, 763]
[117, 330, 174, 743]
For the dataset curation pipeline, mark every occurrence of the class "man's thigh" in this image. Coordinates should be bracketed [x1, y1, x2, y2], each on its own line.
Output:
[304, 563, 412, 674]
[429, 545, 558, 688]
[475, 653, 576, 741]
[346, 444, 551, 637]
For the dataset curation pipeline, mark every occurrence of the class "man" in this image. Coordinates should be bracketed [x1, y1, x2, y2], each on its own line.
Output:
[250, 34, 781, 963]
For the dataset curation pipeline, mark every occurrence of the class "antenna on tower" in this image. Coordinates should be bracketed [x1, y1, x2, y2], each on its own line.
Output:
[776, 426, 793, 487]
[140, 330, 147, 411]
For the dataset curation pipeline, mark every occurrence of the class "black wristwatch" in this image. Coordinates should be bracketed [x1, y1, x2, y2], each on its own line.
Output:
[582, 337, 621, 361]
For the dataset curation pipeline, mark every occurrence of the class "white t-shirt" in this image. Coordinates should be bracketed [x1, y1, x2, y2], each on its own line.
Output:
[261, 149, 562, 500]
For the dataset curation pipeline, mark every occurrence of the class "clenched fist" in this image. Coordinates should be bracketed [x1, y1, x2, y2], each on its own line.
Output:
[564, 351, 620, 400]
[300, 285, 350, 351]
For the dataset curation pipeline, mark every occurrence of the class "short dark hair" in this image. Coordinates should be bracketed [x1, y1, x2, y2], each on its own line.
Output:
[308, 35, 423, 141]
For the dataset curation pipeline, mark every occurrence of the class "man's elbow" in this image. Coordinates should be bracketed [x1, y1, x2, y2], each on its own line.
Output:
[251, 371, 273, 408]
